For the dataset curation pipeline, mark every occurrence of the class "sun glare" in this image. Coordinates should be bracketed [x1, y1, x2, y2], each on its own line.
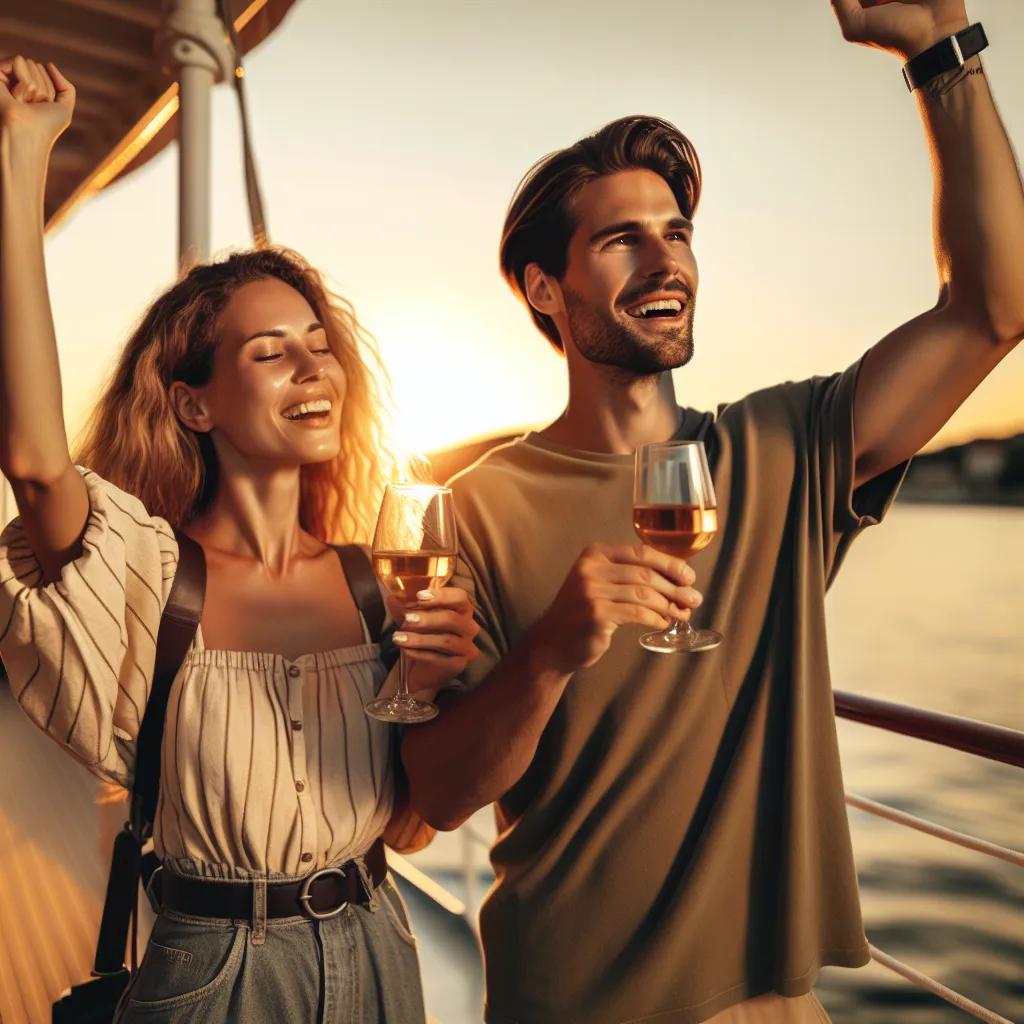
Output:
[369, 307, 553, 459]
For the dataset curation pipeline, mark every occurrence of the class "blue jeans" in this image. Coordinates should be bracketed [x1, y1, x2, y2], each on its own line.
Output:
[113, 878, 426, 1023]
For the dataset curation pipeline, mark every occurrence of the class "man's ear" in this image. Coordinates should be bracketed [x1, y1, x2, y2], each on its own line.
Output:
[524, 263, 565, 318]
[169, 381, 213, 433]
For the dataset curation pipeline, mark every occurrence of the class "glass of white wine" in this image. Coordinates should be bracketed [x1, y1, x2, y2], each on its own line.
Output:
[364, 483, 458, 724]
[632, 441, 722, 653]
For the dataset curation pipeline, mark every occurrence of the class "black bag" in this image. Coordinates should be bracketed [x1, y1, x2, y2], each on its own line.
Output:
[52, 536, 389, 1023]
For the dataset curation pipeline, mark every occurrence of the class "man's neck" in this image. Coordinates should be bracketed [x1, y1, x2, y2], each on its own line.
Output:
[539, 364, 683, 456]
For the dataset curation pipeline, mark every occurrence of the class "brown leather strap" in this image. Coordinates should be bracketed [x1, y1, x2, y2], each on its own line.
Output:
[94, 530, 206, 977]
[133, 530, 206, 831]
[160, 839, 388, 920]
[332, 544, 386, 642]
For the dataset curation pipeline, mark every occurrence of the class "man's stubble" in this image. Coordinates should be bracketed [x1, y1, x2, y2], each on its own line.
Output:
[562, 287, 695, 378]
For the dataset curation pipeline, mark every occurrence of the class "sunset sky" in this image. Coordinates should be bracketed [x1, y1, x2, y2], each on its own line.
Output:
[43, 0, 1024, 459]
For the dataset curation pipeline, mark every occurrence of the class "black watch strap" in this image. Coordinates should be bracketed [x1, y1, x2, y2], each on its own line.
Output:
[903, 23, 988, 92]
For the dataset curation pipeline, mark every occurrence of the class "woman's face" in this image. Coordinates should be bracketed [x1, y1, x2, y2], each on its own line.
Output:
[182, 277, 347, 467]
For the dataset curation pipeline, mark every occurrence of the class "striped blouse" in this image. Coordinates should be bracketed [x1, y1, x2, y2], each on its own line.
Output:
[0, 468, 395, 880]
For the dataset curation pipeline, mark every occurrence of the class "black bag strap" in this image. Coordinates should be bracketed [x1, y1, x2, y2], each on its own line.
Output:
[331, 544, 387, 643]
[133, 530, 207, 830]
[91, 529, 206, 977]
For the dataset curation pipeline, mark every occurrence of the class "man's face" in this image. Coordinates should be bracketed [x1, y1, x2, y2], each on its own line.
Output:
[556, 168, 698, 374]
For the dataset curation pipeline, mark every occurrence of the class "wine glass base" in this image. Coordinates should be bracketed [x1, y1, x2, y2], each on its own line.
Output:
[640, 628, 722, 654]
[364, 695, 439, 724]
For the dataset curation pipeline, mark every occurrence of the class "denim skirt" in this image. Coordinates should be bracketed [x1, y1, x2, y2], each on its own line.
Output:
[112, 877, 426, 1023]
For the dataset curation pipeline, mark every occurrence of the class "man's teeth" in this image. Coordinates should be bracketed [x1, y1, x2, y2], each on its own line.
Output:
[628, 299, 683, 318]
[283, 399, 332, 420]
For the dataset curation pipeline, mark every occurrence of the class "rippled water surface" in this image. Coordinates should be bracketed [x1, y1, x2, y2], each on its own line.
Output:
[817, 503, 1023, 1023]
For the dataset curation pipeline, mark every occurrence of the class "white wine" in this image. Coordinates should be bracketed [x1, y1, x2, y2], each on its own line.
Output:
[632, 505, 718, 560]
[373, 551, 457, 595]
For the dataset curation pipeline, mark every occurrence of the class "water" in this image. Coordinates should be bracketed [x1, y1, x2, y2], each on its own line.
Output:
[402, 503, 1024, 1024]
[819, 503, 1024, 1023]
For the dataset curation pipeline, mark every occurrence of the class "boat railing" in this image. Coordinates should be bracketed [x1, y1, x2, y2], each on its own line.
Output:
[399, 692, 1023, 1024]
[831, 690, 1023, 1024]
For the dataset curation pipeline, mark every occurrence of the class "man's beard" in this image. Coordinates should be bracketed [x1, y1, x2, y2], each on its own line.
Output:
[563, 286, 695, 376]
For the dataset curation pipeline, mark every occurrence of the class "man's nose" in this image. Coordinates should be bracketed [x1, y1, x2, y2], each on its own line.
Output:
[638, 236, 680, 279]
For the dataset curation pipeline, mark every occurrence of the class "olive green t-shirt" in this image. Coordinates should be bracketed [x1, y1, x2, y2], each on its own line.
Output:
[446, 357, 908, 1024]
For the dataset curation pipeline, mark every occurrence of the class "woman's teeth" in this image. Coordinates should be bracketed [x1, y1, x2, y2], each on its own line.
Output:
[283, 399, 332, 420]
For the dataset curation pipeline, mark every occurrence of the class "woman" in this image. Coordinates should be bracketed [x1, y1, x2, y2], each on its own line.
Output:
[0, 57, 477, 1023]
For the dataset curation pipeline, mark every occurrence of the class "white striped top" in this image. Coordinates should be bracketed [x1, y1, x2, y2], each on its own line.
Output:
[0, 468, 395, 880]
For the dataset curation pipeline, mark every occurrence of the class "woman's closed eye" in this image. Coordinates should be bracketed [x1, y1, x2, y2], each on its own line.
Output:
[254, 347, 331, 362]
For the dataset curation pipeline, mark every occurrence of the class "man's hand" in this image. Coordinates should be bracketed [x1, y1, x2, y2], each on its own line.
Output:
[0, 58, 74, 147]
[528, 543, 703, 676]
[831, 0, 970, 61]
[386, 586, 480, 694]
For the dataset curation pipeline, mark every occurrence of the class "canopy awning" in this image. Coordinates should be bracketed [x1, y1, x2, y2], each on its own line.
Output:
[0, 0, 297, 232]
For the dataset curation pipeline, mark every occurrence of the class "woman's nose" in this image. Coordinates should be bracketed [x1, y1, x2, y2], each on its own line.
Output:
[296, 363, 326, 383]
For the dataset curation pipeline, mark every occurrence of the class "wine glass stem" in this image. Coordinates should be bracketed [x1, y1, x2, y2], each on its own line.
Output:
[666, 618, 697, 638]
[396, 649, 410, 700]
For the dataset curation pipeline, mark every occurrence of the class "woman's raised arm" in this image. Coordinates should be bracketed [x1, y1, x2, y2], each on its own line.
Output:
[0, 57, 89, 582]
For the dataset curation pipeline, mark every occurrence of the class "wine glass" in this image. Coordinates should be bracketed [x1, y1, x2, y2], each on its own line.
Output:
[632, 441, 722, 653]
[364, 483, 458, 724]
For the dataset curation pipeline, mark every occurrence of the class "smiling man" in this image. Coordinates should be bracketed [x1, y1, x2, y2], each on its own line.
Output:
[398, 2, 1024, 1022]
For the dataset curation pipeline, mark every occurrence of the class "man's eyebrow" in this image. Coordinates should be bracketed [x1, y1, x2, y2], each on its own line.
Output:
[243, 322, 324, 344]
[588, 218, 693, 246]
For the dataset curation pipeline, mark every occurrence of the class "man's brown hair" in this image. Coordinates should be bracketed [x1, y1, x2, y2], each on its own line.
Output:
[499, 116, 702, 352]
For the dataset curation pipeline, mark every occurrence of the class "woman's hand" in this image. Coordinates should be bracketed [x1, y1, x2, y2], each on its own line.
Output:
[0, 57, 75, 148]
[386, 586, 480, 694]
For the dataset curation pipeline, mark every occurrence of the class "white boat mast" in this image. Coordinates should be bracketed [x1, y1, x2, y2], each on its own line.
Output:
[158, 0, 235, 268]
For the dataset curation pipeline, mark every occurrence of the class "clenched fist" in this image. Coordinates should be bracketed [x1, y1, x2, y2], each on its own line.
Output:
[0, 57, 75, 149]
[831, 0, 971, 61]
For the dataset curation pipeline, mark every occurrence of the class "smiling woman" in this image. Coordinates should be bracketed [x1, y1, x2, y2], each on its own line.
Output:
[0, 56, 481, 1024]
[73, 249, 400, 543]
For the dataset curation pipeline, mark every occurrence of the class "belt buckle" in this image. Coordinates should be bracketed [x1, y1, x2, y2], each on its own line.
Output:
[297, 866, 349, 920]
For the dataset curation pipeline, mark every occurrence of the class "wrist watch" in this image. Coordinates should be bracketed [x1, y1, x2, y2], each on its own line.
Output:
[903, 23, 988, 92]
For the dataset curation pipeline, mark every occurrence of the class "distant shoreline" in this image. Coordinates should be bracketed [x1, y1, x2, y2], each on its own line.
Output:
[897, 430, 1024, 508]
[895, 493, 1024, 508]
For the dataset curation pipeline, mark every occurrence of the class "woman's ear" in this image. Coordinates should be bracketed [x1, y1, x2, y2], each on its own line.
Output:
[169, 381, 213, 433]
[524, 263, 565, 318]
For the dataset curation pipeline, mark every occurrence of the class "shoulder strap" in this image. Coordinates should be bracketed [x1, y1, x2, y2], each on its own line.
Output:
[132, 530, 207, 829]
[331, 544, 386, 643]
[93, 530, 206, 978]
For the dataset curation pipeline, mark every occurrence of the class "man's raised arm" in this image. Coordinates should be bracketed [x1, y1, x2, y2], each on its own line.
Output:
[829, 1, 1024, 488]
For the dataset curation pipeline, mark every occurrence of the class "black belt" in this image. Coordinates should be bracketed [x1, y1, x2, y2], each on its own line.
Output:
[157, 838, 388, 921]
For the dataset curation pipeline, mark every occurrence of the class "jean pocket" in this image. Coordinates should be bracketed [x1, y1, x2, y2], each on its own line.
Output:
[379, 878, 418, 948]
[126, 916, 245, 1013]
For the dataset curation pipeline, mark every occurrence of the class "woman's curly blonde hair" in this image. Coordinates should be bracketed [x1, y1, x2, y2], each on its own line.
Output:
[73, 246, 405, 543]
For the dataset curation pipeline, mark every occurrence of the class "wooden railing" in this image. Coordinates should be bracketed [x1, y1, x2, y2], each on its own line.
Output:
[833, 689, 1024, 768]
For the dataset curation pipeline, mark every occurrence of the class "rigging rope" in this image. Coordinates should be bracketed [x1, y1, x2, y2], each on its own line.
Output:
[217, 0, 269, 246]
[868, 945, 1015, 1024]
[846, 792, 1024, 867]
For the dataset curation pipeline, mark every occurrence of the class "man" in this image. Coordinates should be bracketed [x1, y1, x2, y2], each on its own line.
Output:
[399, 2, 1024, 1022]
